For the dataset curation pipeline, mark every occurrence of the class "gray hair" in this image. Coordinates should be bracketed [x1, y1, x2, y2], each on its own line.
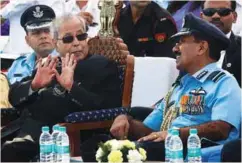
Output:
[51, 13, 86, 40]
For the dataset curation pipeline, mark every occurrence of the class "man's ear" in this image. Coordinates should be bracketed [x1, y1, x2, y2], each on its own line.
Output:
[198, 41, 209, 56]
[200, 12, 204, 19]
[54, 39, 60, 53]
[232, 11, 237, 23]
[25, 35, 30, 46]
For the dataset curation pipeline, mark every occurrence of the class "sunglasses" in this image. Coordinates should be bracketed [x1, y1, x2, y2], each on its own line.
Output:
[58, 33, 88, 44]
[203, 8, 233, 17]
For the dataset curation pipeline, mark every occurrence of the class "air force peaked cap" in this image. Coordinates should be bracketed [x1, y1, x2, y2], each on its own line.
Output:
[170, 13, 230, 51]
[20, 5, 56, 31]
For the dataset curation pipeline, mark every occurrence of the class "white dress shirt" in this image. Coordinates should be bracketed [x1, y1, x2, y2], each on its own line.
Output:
[217, 32, 231, 68]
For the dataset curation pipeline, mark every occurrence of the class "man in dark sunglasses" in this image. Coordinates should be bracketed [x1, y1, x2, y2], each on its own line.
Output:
[201, 0, 241, 87]
[3, 13, 125, 162]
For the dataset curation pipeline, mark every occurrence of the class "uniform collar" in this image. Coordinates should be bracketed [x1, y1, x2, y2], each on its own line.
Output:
[25, 52, 36, 70]
[25, 49, 59, 69]
[192, 62, 220, 83]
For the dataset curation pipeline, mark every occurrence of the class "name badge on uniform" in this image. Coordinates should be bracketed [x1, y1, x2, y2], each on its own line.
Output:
[138, 37, 153, 42]
[180, 87, 206, 115]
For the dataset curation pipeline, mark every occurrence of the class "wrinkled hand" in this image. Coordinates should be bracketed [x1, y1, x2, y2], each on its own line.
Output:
[55, 53, 77, 91]
[138, 131, 168, 142]
[110, 115, 130, 140]
[78, 11, 93, 25]
[31, 56, 57, 90]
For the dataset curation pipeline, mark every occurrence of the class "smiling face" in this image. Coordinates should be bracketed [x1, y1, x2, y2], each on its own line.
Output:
[172, 35, 206, 72]
[55, 16, 89, 61]
[25, 28, 55, 58]
[201, 0, 237, 34]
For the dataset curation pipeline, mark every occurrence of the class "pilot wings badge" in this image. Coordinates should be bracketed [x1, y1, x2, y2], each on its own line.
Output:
[33, 6, 43, 18]
[189, 87, 207, 96]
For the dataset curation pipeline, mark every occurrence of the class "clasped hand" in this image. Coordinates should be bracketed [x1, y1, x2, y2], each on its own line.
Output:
[31, 53, 77, 91]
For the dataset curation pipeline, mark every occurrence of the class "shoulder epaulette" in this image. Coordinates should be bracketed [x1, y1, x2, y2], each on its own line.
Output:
[206, 70, 226, 82]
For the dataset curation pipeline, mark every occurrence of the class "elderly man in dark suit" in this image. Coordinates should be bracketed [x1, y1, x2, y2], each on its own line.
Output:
[201, 0, 241, 87]
[2, 12, 123, 162]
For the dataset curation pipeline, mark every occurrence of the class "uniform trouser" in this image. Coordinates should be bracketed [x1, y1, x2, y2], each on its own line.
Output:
[1, 135, 38, 162]
[221, 139, 241, 162]
[80, 134, 188, 162]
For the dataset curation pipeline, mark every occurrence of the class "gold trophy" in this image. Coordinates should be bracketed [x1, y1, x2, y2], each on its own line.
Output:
[88, 0, 127, 63]
[98, 0, 122, 37]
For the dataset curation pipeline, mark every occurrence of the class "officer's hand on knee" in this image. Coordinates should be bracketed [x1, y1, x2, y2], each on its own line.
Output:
[110, 115, 129, 140]
[138, 131, 168, 142]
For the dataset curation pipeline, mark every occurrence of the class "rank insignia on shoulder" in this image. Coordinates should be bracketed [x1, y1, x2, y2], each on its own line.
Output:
[196, 70, 208, 80]
[206, 70, 226, 83]
[160, 18, 167, 22]
[155, 33, 166, 42]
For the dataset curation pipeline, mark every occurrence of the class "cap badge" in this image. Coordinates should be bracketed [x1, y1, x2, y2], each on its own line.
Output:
[33, 6, 43, 18]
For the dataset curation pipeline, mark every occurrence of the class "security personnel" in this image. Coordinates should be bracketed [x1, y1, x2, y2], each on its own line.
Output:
[109, 13, 241, 161]
[7, 5, 58, 84]
[201, 0, 241, 87]
[118, 0, 177, 57]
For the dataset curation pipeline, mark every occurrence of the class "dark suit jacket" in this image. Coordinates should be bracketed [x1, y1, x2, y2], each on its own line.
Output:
[8, 54, 122, 141]
[223, 32, 241, 87]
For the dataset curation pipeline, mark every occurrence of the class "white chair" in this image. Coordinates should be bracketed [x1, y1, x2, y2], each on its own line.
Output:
[131, 57, 179, 107]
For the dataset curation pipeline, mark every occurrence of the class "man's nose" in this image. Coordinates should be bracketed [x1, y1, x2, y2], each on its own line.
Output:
[40, 31, 48, 39]
[172, 43, 180, 53]
[211, 12, 221, 19]
[72, 36, 80, 47]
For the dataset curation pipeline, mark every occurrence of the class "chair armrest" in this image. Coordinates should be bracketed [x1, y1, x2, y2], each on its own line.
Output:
[1, 108, 21, 126]
[201, 137, 221, 148]
[59, 120, 113, 157]
[64, 107, 128, 123]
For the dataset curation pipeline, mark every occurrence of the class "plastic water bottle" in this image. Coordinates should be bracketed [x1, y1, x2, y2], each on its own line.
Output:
[56, 126, 70, 163]
[51, 125, 60, 162]
[39, 126, 54, 162]
[169, 129, 183, 163]
[165, 129, 173, 162]
[187, 128, 202, 163]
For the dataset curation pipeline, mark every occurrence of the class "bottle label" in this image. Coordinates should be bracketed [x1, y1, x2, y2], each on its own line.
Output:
[53, 144, 57, 153]
[57, 145, 70, 154]
[188, 148, 201, 157]
[171, 150, 183, 159]
[40, 144, 53, 154]
[165, 149, 170, 159]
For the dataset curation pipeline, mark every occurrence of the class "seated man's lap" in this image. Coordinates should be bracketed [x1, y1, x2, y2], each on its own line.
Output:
[1, 136, 38, 162]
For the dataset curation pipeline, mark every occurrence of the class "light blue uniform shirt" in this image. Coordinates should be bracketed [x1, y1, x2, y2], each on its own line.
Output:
[144, 63, 241, 143]
[7, 50, 59, 84]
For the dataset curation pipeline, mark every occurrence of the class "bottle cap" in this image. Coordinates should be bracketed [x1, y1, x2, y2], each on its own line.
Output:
[59, 126, 66, 132]
[168, 129, 173, 134]
[190, 128, 198, 134]
[52, 125, 59, 131]
[42, 126, 49, 132]
[172, 129, 179, 136]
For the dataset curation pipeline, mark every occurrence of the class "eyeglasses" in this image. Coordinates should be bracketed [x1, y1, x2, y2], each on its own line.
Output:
[58, 33, 88, 44]
[203, 8, 233, 17]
